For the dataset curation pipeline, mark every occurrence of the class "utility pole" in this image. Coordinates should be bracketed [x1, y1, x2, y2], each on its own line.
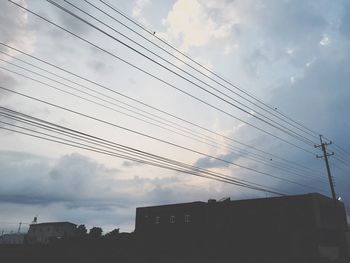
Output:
[17, 222, 22, 233]
[315, 135, 336, 201]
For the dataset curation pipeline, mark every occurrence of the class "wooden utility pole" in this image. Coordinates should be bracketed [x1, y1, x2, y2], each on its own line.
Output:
[315, 135, 336, 201]
[17, 222, 22, 233]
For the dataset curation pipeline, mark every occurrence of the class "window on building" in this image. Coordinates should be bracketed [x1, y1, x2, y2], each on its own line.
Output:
[184, 214, 191, 223]
[170, 216, 175, 223]
[155, 216, 160, 224]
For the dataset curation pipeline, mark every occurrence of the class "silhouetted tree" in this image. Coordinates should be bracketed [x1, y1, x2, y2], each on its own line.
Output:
[76, 224, 87, 237]
[104, 228, 120, 239]
[89, 227, 103, 238]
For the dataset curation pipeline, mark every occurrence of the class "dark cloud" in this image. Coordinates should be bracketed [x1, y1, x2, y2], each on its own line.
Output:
[0, 151, 232, 226]
[0, 150, 264, 230]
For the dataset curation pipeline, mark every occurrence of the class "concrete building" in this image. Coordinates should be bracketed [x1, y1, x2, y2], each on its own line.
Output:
[0, 233, 25, 245]
[135, 193, 349, 262]
[26, 222, 76, 244]
[347, 225, 350, 256]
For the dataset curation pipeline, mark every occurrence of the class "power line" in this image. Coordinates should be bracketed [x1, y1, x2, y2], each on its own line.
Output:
[8, 0, 318, 155]
[0, 42, 324, 176]
[0, 110, 291, 196]
[0, 87, 326, 192]
[333, 156, 350, 169]
[0, 107, 327, 195]
[333, 143, 350, 157]
[323, 137, 350, 158]
[0, 86, 326, 185]
[97, 0, 321, 139]
[1, 125, 279, 195]
[48, 0, 317, 147]
[331, 160, 350, 174]
[64, 0, 318, 144]
[0, 57, 327, 183]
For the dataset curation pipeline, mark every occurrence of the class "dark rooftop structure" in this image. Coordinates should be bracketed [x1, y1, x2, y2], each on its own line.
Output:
[135, 193, 349, 263]
[27, 221, 77, 244]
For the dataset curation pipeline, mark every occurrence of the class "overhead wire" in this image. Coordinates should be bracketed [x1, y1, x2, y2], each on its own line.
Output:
[0, 107, 328, 195]
[0, 42, 325, 177]
[63, 0, 318, 144]
[333, 143, 350, 157]
[333, 156, 350, 169]
[1, 124, 278, 194]
[0, 0, 337, 198]
[0, 86, 327, 193]
[8, 0, 318, 155]
[0, 57, 328, 183]
[97, 0, 321, 139]
[0, 109, 291, 196]
[48, 0, 317, 148]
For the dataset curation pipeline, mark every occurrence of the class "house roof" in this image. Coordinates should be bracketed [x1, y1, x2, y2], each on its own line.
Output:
[29, 221, 76, 227]
[136, 193, 336, 210]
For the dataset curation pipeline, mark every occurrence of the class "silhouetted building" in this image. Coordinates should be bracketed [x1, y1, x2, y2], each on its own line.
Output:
[0, 233, 25, 245]
[135, 193, 348, 262]
[27, 222, 76, 244]
[347, 225, 350, 256]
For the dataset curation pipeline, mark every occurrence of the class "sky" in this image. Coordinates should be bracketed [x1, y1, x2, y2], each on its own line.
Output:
[0, 0, 349, 233]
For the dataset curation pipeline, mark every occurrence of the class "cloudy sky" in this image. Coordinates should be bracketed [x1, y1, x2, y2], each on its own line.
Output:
[0, 0, 349, 233]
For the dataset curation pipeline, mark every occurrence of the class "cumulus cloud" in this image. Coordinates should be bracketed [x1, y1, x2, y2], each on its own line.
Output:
[159, 0, 236, 52]
[132, 0, 151, 18]
[1, 0, 350, 232]
[0, 151, 243, 231]
[131, 0, 151, 26]
[0, 0, 36, 58]
[0, 0, 35, 97]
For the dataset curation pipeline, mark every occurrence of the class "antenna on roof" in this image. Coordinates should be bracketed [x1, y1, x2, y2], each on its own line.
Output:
[32, 217, 38, 224]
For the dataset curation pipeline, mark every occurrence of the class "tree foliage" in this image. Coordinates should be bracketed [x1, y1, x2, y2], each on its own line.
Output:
[89, 227, 103, 238]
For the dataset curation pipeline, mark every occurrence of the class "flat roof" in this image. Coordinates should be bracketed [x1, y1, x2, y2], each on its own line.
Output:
[30, 221, 76, 227]
[136, 193, 334, 210]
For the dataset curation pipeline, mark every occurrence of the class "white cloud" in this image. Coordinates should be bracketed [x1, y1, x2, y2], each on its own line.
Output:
[224, 44, 232, 55]
[286, 48, 294, 55]
[131, 0, 152, 26]
[320, 35, 330, 46]
[0, 0, 35, 99]
[161, 0, 237, 52]
[290, 76, 295, 84]
[132, 0, 151, 18]
[0, 0, 36, 60]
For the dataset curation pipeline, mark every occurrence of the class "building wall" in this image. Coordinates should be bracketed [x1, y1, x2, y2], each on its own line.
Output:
[135, 193, 349, 262]
[346, 228, 350, 257]
[27, 223, 76, 244]
[0, 233, 25, 245]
